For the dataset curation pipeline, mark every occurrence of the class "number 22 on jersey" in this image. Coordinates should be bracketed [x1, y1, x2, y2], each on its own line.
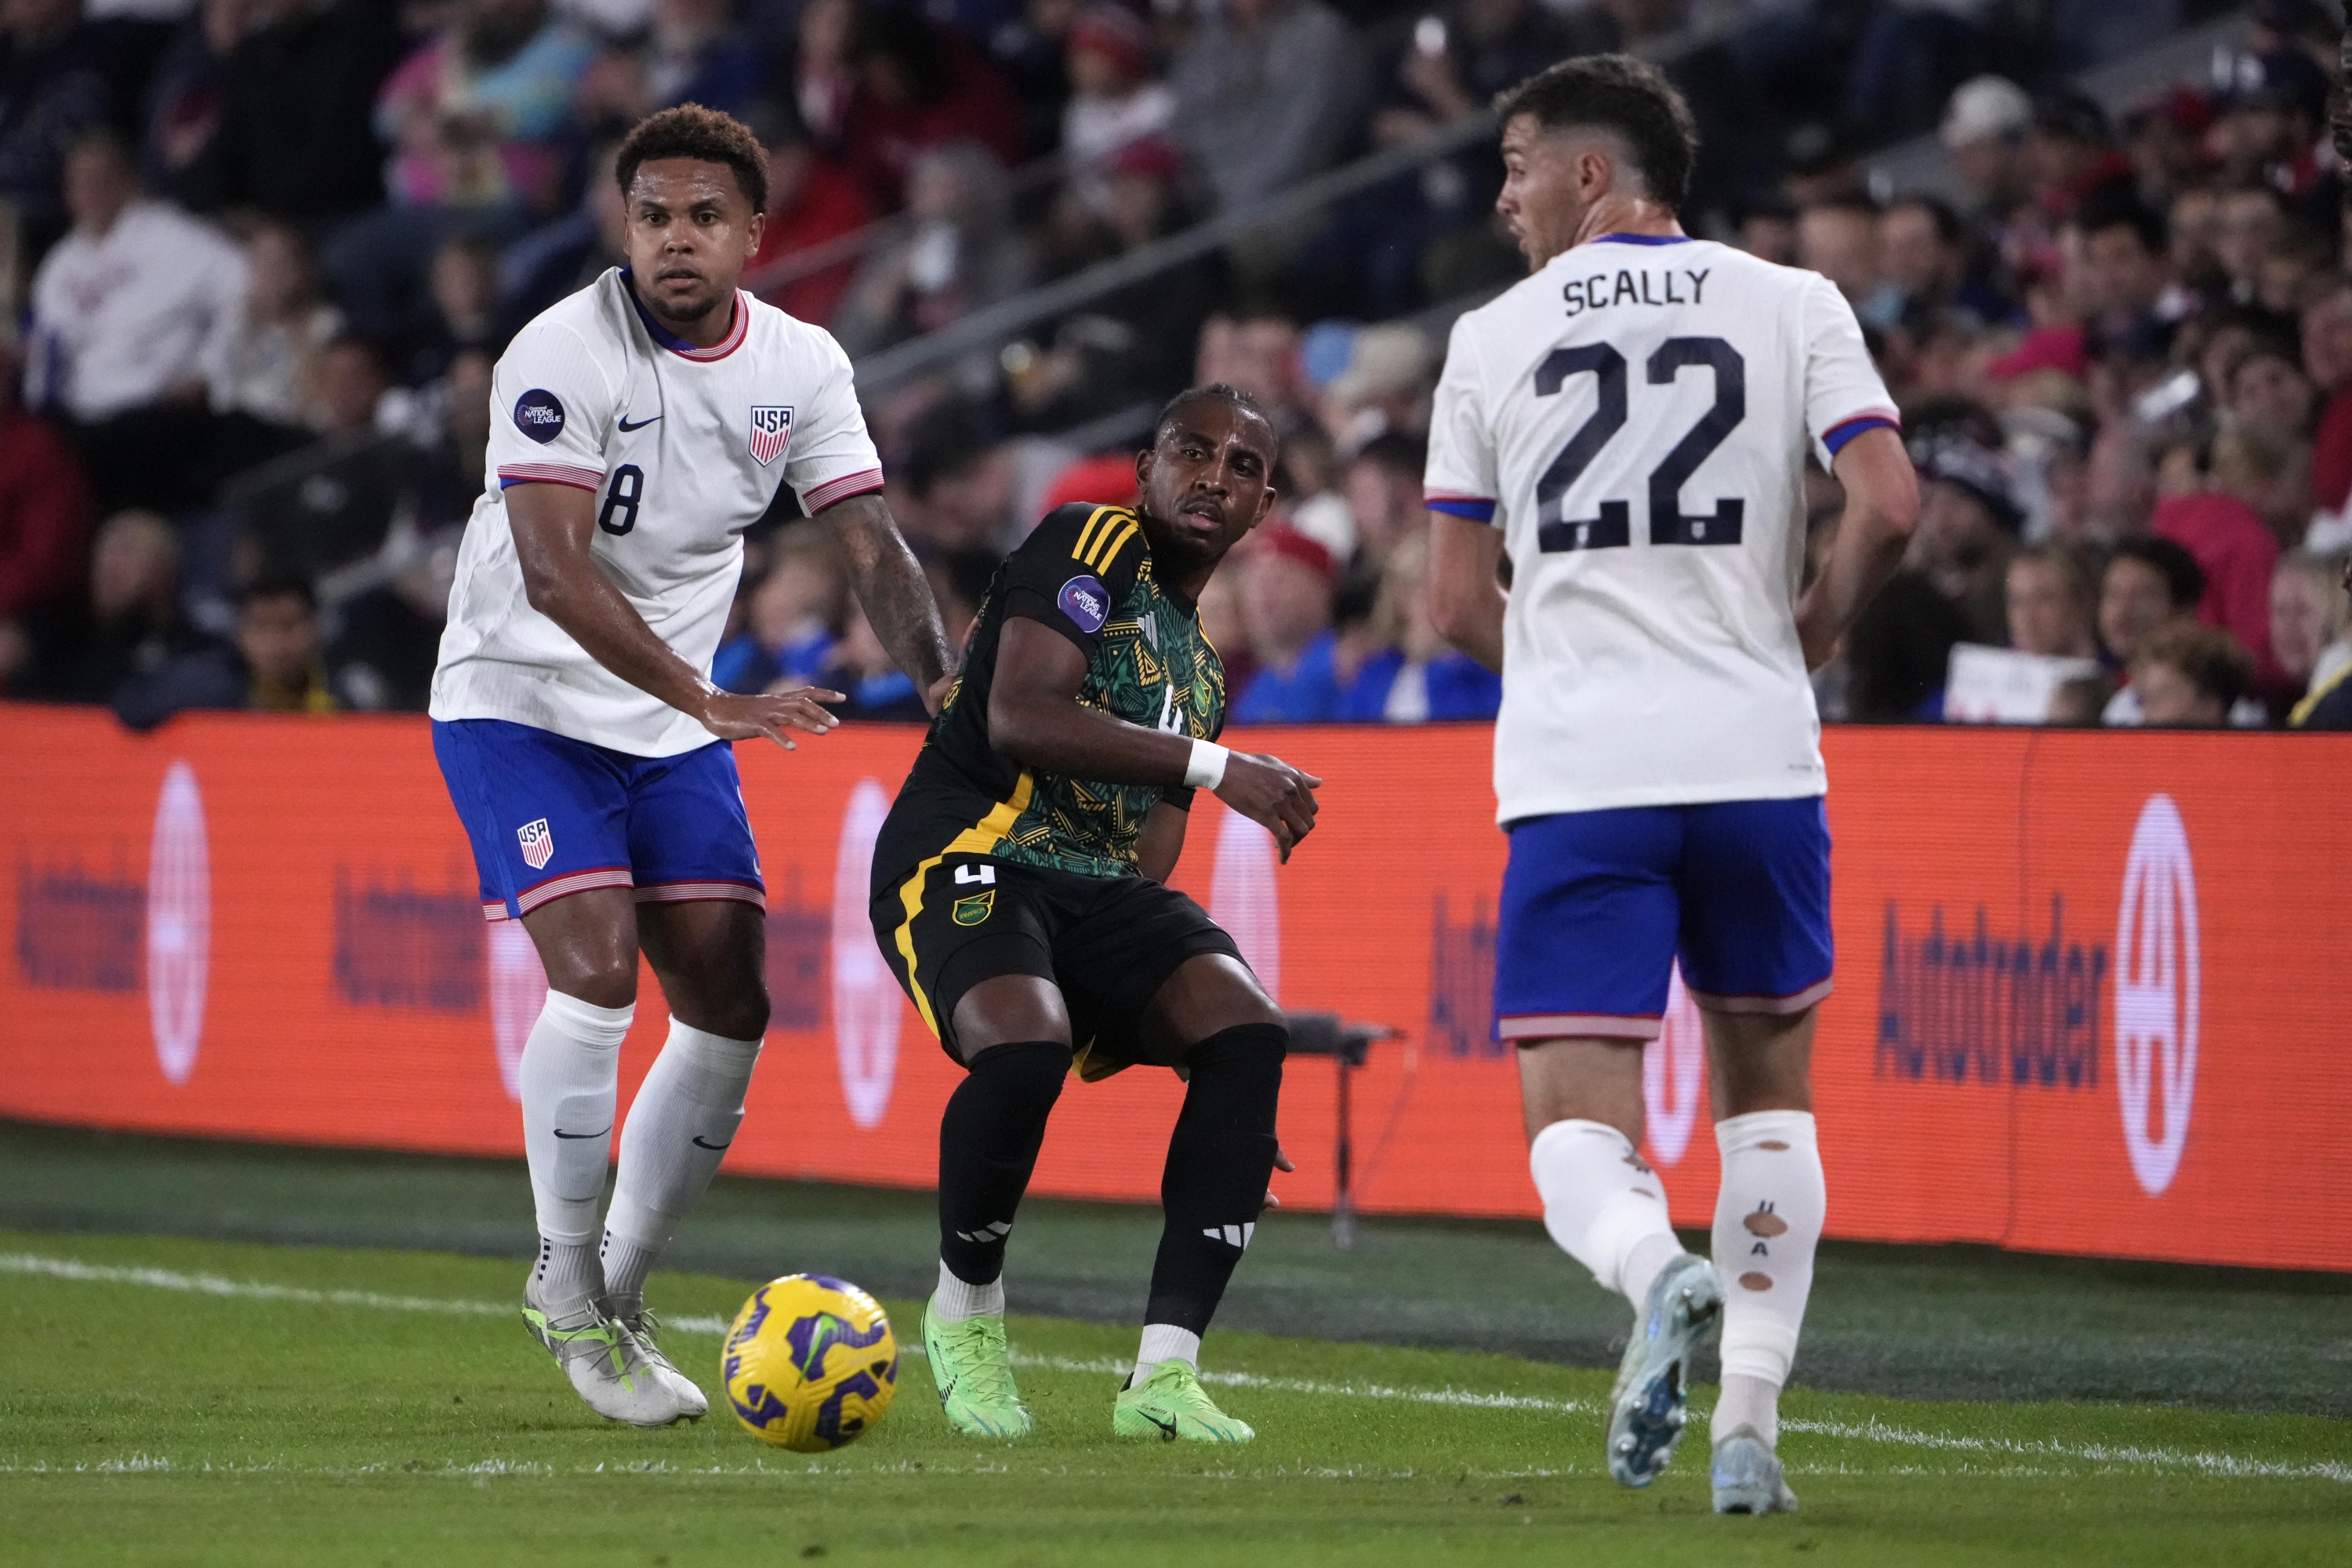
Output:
[1534, 336, 1745, 554]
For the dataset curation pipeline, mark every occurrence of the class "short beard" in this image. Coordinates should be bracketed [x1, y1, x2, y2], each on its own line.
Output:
[655, 289, 719, 325]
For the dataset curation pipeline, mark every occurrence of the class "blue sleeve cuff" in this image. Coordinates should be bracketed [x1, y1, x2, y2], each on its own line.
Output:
[1426, 497, 1498, 523]
[1823, 416, 1900, 457]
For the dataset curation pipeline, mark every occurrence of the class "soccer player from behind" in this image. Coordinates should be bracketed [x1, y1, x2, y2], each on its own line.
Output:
[1424, 57, 1918, 1512]
[429, 106, 952, 1426]
[869, 386, 1319, 1443]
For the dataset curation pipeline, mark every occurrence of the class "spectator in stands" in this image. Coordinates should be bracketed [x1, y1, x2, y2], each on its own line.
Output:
[499, 140, 628, 330]
[987, 0, 1076, 160]
[831, 140, 1032, 355]
[2024, 89, 2131, 219]
[1060, 4, 1171, 207]
[140, 0, 246, 208]
[1879, 194, 1980, 321]
[207, 219, 344, 430]
[789, 0, 858, 149]
[334, 0, 594, 335]
[328, 524, 460, 711]
[742, 103, 873, 327]
[2166, 183, 2228, 307]
[1232, 525, 1341, 723]
[2269, 549, 2350, 715]
[574, 0, 764, 136]
[1338, 529, 1497, 723]
[1340, 432, 1425, 578]
[1319, 321, 1436, 451]
[1798, 198, 1898, 328]
[2097, 535, 2205, 723]
[1196, 309, 1309, 434]
[2004, 543, 2098, 659]
[0, 363, 93, 683]
[2129, 622, 2256, 728]
[1842, 569, 1970, 721]
[1734, 192, 1798, 266]
[2299, 281, 2352, 546]
[2120, 84, 2212, 207]
[1909, 437, 2021, 644]
[713, 524, 844, 695]
[1170, 0, 1358, 219]
[53, 510, 220, 710]
[1012, 138, 1219, 429]
[24, 129, 248, 510]
[2206, 46, 2332, 198]
[2150, 420, 2290, 679]
[0, 0, 124, 259]
[403, 232, 505, 385]
[892, 405, 1018, 557]
[188, 0, 405, 224]
[1939, 75, 2033, 220]
[1557, 0, 1767, 228]
[2067, 186, 2180, 355]
[818, 601, 927, 721]
[118, 572, 342, 728]
[2215, 184, 2290, 316]
[837, 6, 1025, 209]
[1317, 0, 1570, 314]
[2226, 337, 2315, 437]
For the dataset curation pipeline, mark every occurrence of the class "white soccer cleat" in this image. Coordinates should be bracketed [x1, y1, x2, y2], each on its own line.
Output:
[522, 1282, 695, 1427]
[615, 1306, 709, 1420]
[1605, 1252, 1722, 1488]
[1711, 1425, 1800, 1514]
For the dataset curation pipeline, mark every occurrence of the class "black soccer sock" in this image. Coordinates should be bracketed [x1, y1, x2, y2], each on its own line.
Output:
[1145, 1022, 1287, 1335]
[938, 1039, 1070, 1286]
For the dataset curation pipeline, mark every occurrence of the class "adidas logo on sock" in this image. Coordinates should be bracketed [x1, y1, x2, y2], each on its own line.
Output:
[1201, 1223, 1256, 1249]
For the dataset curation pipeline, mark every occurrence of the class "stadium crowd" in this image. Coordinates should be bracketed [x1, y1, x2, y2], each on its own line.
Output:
[2, 0, 2347, 731]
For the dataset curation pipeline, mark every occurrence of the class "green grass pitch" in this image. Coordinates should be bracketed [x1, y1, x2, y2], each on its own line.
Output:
[5, 1236, 2349, 1564]
[2, 1125, 2347, 1564]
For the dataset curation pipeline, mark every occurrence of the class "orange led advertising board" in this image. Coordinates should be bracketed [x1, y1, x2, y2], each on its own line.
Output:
[2, 706, 2343, 1272]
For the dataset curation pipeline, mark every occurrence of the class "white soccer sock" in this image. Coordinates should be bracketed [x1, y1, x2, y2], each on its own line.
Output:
[519, 990, 633, 1312]
[931, 1259, 1004, 1322]
[1134, 1323, 1201, 1384]
[603, 1018, 763, 1313]
[1529, 1118, 1686, 1304]
[1709, 1109, 1826, 1449]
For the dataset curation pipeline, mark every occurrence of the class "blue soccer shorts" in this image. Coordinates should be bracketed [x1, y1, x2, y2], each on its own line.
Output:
[432, 718, 764, 921]
[1494, 797, 1832, 1041]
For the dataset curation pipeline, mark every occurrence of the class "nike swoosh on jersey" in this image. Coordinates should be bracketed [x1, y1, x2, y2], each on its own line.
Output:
[551, 1126, 611, 1139]
[616, 414, 661, 431]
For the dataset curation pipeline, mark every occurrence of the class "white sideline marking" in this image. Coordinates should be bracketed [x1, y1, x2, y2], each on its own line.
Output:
[5, 1251, 2343, 1485]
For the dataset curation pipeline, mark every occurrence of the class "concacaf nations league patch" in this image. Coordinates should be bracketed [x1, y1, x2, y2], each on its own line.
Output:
[1057, 575, 1108, 634]
[514, 389, 566, 444]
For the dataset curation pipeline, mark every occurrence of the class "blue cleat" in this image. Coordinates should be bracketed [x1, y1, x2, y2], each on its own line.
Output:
[1605, 1253, 1722, 1487]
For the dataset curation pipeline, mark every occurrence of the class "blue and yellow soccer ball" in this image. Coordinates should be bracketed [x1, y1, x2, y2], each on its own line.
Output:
[721, 1274, 898, 1451]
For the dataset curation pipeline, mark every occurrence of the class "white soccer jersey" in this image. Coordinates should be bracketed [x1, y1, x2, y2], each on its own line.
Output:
[430, 269, 884, 756]
[1425, 235, 1896, 822]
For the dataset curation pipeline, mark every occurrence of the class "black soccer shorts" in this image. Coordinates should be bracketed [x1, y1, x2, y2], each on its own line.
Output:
[870, 852, 1243, 1076]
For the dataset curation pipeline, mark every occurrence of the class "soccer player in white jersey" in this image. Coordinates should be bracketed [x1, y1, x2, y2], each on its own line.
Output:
[429, 106, 953, 1427]
[1424, 57, 1919, 1512]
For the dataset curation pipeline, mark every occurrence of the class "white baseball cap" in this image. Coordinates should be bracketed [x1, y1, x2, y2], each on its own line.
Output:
[1940, 76, 2032, 148]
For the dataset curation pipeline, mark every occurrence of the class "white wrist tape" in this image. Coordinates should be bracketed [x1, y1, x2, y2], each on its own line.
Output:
[1184, 739, 1230, 791]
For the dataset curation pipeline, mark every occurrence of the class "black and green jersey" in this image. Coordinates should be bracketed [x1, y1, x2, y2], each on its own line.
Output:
[872, 502, 1226, 893]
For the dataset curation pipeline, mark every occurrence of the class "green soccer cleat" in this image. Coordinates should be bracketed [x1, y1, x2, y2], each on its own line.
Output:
[521, 1290, 695, 1428]
[922, 1302, 1033, 1437]
[1113, 1361, 1255, 1443]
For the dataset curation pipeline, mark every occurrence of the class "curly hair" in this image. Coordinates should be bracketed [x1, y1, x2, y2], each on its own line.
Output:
[1492, 53, 1699, 211]
[615, 103, 768, 213]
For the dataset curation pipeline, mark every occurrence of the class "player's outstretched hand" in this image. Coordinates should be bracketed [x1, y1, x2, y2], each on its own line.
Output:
[1214, 754, 1322, 862]
[1264, 1144, 1295, 1210]
[698, 686, 845, 750]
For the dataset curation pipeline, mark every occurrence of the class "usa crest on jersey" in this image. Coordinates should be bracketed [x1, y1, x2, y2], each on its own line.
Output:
[749, 405, 793, 466]
[517, 817, 554, 870]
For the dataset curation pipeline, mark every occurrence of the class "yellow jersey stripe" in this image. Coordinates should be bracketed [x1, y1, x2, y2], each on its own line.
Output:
[1090, 518, 1141, 572]
[891, 771, 1034, 1038]
[1073, 508, 1104, 562]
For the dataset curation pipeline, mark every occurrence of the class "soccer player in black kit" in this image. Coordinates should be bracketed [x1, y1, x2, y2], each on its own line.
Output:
[869, 385, 1322, 1442]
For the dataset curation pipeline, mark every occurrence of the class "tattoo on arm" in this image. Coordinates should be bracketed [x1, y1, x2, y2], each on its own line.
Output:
[822, 492, 952, 693]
